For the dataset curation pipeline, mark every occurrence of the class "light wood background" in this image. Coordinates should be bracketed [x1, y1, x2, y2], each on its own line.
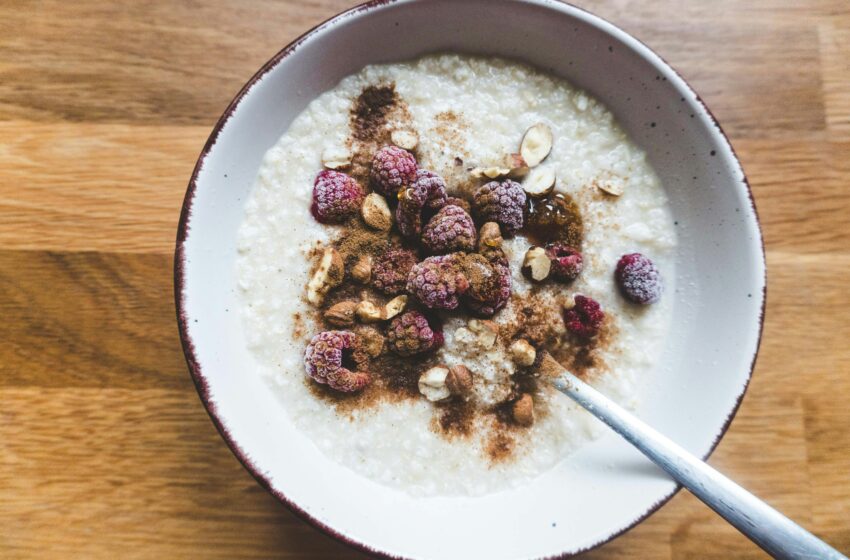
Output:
[1, 1, 848, 558]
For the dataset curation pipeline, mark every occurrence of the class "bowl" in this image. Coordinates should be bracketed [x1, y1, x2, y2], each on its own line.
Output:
[175, 1, 765, 557]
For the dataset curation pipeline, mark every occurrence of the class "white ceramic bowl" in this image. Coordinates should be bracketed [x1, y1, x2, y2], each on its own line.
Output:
[175, 1, 765, 557]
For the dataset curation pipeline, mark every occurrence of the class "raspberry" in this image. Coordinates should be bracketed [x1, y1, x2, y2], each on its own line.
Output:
[421, 205, 477, 254]
[414, 169, 448, 210]
[386, 311, 444, 356]
[545, 242, 583, 282]
[311, 170, 365, 224]
[370, 145, 417, 196]
[406, 254, 469, 310]
[472, 179, 527, 235]
[564, 295, 605, 339]
[615, 253, 663, 304]
[372, 247, 418, 295]
[304, 331, 371, 392]
[463, 252, 512, 317]
[395, 181, 428, 238]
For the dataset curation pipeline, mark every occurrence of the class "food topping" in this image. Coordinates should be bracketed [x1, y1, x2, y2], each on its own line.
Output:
[311, 170, 365, 224]
[563, 295, 604, 339]
[406, 254, 469, 310]
[418, 366, 451, 402]
[370, 145, 418, 196]
[511, 394, 535, 426]
[545, 242, 583, 283]
[509, 339, 537, 367]
[304, 331, 371, 392]
[361, 192, 393, 231]
[472, 179, 527, 235]
[615, 253, 663, 304]
[519, 123, 553, 167]
[372, 247, 418, 295]
[306, 247, 344, 305]
[386, 310, 443, 356]
[522, 246, 551, 282]
[421, 204, 477, 254]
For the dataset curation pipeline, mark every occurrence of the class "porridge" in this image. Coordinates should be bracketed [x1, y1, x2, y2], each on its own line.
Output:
[236, 55, 676, 496]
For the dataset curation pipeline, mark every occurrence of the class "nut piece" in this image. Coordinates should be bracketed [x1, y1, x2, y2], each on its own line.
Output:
[307, 247, 344, 305]
[355, 326, 385, 357]
[509, 339, 537, 367]
[596, 180, 624, 197]
[356, 295, 407, 323]
[520, 123, 553, 167]
[468, 319, 498, 349]
[324, 301, 357, 327]
[391, 129, 419, 150]
[361, 193, 392, 231]
[470, 166, 511, 179]
[446, 365, 474, 398]
[356, 300, 383, 323]
[383, 294, 408, 320]
[505, 153, 530, 178]
[512, 394, 535, 426]
[522, 247, 551, 282]
[522, 166, 556, 197]
[418, 366, 451, 402]
[351, 255, 372, 284]
[321, 146, 352, 170]
[479, 222, 503, 248]
[563, 293, 576, 310]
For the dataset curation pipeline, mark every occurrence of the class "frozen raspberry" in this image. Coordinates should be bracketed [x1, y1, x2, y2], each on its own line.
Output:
[462, 253, 512, 317]
[372, 247, 418, 295]
[386, 310, 444, 356]
[395, 181, 428, 238]
[615, 253, 663, 304]
[564, 295, 605, 339]
[414, 169, 448, 210]
[545, 242, 583, 282]
[472, 179, 527, 235]
[370, 145, 417, 196]
[406, 254, 469, 310]
[311, 170, 364, 224]
[421, 205, 477, 254]
[304, 331, 371, 392]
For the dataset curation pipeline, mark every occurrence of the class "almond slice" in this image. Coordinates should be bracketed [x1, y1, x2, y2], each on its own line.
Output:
[522, 166, 556, 197]
[391, 129, 419, 150]
[470, 166, 511, 179]
[321, 146, 352, 170]
[520, 123, 553, 167]
[596, 181, 624, 197]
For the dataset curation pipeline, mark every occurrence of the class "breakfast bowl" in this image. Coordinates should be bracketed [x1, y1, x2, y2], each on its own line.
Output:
[175, 0, 766, 558]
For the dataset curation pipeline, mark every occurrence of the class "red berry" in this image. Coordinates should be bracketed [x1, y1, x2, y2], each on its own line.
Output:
[370, 145, 417, 196]
[545, 242, 583, 282]
[304, 331, 371, 392]
[615, 253, 663, 304]
[406, 254, 469, 310]
[564, 295, 604, 339]
[311, 170, 364, 224]
[421, 205, 477, 254]
[472, 179, 526, 235]
[386, 311, 443, 356]
[372, 247, 418, 295]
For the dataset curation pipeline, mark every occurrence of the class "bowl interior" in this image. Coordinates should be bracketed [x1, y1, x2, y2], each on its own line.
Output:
[176, 1, 765, 558]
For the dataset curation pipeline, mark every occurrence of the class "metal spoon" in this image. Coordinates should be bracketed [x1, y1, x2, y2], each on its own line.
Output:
[542, 354, 847, 559]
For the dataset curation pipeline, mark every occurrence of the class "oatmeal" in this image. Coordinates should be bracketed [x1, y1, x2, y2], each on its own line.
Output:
[236, 54, 676, 496]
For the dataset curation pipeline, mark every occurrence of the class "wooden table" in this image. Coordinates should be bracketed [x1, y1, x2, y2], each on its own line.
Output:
[1, 1, 848, 557]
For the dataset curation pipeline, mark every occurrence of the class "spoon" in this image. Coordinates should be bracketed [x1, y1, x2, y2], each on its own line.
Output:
[541, 354, 847, 559]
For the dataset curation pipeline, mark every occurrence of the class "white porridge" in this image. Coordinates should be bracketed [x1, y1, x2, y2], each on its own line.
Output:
[236, 54, 676, 496]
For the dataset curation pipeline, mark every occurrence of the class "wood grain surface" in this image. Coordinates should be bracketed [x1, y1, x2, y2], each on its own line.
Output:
[1, 1, 848, 558]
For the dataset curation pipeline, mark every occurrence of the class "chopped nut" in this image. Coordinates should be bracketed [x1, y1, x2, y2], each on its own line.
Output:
[418, 366, 451, 402]
[383, 295, 408, 320]
[306, 247, 344, 305]
[596, 180, 624, 197]
[509, 339, 537, 367]
[351, 255, 372, 284]
[563, 294, 576, 310]
[361, 193, 392, 231]
[505, 153, 530, 178]
[522, 247, 551, 282]
[324, 301, 357, 327]
[446, 365, 474, 398]
[467, 319, 498, 349]
[321, 146, 352, 170]
[355, 295, 407, 323]
[390, 129, 419, 150]
[512, 394, 535, 426]
[479, 222, 503, 248]
[520, 123, 553, 167]
[355, 326, 385, 357]
[355, 300, 383, 323]
[470, 166, 511, 179]
[522, 166, 556, 197]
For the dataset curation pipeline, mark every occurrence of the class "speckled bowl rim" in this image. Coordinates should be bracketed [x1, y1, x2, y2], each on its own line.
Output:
[174, 1, 766, 557]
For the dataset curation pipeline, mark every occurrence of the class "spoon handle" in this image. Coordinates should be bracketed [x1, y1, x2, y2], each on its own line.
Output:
[548, 362, 847, 559]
